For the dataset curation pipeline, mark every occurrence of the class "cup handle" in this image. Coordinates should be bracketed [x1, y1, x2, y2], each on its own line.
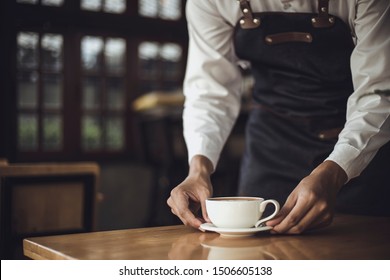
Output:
[255, 199, 280, 228]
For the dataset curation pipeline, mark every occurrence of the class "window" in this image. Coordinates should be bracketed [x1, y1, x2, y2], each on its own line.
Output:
[15, 0, 182, 18]
[17, 32, 64, 151]
[16, 0, 64, 6]
[81, 0, 126, 14]
[81, 36, 126, 151]
[139, 0, 182, 20]
[138, 41, 183, 93]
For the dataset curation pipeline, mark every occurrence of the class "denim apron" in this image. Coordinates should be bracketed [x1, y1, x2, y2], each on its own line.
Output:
[234, 0, 390, 216]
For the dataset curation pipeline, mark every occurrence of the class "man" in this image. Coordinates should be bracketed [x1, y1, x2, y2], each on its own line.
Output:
[167, 0, 390, 234]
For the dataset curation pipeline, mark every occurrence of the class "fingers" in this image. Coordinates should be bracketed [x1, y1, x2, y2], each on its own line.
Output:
[266, 198, 296, 227]
[199, 195, 211, 223]
[167, 195, 203, 229]
[270, 196, 310, 234]
[167, 184, 212, 229]
[304, 211, 333, 231]
[268, 188, 334, 234]
[270, 198, 333, 234]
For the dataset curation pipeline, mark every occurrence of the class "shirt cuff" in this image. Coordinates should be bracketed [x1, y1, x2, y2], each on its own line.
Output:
[185, 135, 222, 172]
[325, 143, 368, 182]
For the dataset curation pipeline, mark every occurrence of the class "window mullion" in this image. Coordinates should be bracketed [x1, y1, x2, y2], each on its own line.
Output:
[101, 37, 107, 150]
[37, 32, 44, 152]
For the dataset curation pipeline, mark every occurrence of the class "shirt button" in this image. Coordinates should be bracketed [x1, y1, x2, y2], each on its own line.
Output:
[283, 3, 292, 9]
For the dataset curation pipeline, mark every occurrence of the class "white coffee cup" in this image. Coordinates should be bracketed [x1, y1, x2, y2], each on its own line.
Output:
[206, 196, 280, 228]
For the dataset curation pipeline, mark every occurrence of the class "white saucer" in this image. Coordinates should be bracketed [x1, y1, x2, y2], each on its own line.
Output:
[200, 223, 273, 238]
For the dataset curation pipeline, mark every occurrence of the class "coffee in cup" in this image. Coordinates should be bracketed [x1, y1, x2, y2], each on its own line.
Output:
[206, 196, 280, 228]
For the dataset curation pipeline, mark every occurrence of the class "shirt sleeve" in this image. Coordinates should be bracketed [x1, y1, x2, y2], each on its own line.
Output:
[326, 0, 390, 180]
[183, 0, 243, 171]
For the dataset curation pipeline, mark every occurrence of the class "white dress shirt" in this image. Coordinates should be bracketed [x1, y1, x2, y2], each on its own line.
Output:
[183, 0, 390, 180]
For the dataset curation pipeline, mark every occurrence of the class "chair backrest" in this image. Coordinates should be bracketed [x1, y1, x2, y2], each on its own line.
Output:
[0, 162, 100, 259]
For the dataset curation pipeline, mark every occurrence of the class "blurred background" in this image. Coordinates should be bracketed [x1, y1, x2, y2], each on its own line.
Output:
[0, 0, 253, 259]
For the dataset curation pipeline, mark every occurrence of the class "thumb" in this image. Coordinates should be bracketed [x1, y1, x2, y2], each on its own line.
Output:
[199, 193, 211, 223]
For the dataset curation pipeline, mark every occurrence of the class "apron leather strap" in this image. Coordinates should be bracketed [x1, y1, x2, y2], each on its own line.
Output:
[238, 0, 335, 29]
[312, 0, 335, 28]
[237, 0, 261, 29]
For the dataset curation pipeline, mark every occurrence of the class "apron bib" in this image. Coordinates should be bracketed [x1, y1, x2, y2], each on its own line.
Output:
[233, 0, 390, 216]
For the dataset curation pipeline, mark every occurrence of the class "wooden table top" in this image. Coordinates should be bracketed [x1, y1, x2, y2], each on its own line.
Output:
[23, 214, 390, 260]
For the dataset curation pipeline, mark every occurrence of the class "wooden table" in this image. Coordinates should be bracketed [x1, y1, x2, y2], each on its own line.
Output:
[23, 214, 390, 260]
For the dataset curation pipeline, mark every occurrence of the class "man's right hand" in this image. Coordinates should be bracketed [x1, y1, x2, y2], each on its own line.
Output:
[167, 155, 214, 229]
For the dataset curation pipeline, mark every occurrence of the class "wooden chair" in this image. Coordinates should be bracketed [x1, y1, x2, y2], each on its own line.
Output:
[0, 161, 100, 259]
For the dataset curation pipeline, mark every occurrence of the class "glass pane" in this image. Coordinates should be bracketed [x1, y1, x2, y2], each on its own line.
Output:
[139, 0, 158, 18]
[138, 42, 159, 78]
[104, 0, 126, 13]
[160, 0, 181, 20]
[82, 115, 103, 150]
[42, 0, 64, 6]
[42, 34, 63, 72]
[107, 78, 124, 110]
[160, 43, 181, 62]
[161, 60, 181, 79]
[82, 77, 102, 109]
[105, 38, 126, 74]
[43, 115, 62, 150]
[18, 114, 38, 151]
[81, 0, 102, 11]
[43, 74, 62, 109]
[105, 117, 124, 150]
[17, 32, 39, 70]
[139, 41, 159, 59]
[161, 43, 182, 79]
[81, 36, 104, 72]
[17, 71, 38, 109]
[16, 0, 38, 4]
